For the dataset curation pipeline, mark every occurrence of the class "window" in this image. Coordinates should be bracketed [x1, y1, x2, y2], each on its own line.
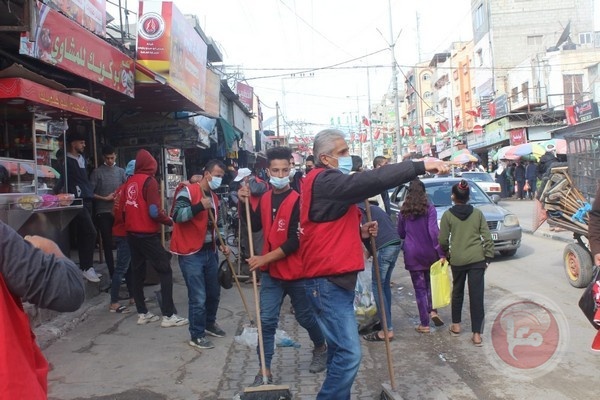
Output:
[476, 49, 483, 66]
[425, 109, 435, 117]
[422, 73, 431, 81]
[453, 70, 459, 80]
[563, 74, 584, 105]
[423, 91, 432, 100]
[580, 32, 593, 44]
[474, 4, 484, 29]
[465, 91, 471, 102]
[521, 82, 529, 99]
[527, 35, 543, 46]
[462, 63, 469, 75]
[511, 87, 518, 102]
[455, 96, 461, 107]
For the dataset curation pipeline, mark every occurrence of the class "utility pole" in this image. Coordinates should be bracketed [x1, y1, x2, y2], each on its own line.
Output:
[388, 0, 402, 162]
[276, 101, 280, 140]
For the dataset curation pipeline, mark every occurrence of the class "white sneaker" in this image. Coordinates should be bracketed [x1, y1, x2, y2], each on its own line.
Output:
[161, 314, 189, 328]
[82, 267, 100, 283]
[137, 312, 160, 325]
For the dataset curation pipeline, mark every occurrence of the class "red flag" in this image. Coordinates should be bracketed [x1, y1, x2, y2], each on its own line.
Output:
[362, 116, 370, 126]
[489, 102, 497, 119]
[400, 127, 405, 137]
[465, 107, 481, 117]
[454, 115, 461, 129]
[374, 129, 381, 140]
[426, 122, 436, 133]
[360, 133, 367, 143]
[420, 126, 426, 137]
[438, 121, 449, 133]
[408, 127, 414, 136]
[565, 105, 577, 125]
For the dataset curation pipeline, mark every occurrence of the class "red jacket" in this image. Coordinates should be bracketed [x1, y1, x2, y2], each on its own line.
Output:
[300, 168, 364, 278]
[260, 190, 303, 280]
[0, 274, 47, 399]
[170, 183, 219, 255]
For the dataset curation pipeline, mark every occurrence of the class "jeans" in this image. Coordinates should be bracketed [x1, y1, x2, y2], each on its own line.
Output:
[304, 277, 361, 400]
[110, 236, 133, 304]
[371, 244, 401, 331]
[451, 264, 486, 333]
[178, 249, 220, 340]
[409, 270, 434, 327]
[95, 212, 115, 276]
[128, 233, 175, 317]
[258, 273, 325, 370]
[72, 201, 97, 270]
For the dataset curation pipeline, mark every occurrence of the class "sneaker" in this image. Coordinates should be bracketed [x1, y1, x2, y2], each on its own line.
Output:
[309, 346, 327, 373]
[161, 314, 189, 328]
[189, 336, 214, 349]
[250, 373, 273, 387]
[82, 267, 100, 283]
[137, 312, 160, 325]
[206, 323, 226, 337]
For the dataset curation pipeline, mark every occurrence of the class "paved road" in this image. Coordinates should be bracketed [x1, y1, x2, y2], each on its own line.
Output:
[42, 198, 596, 400]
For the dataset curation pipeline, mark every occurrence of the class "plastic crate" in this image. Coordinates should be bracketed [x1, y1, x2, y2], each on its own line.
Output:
[565, 129, 600, 202]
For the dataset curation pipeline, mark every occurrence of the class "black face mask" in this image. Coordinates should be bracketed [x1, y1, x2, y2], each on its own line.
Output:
[305, 167, 312, 173]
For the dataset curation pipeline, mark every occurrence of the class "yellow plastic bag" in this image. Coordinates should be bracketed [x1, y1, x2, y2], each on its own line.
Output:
[430, 259, 451, 309]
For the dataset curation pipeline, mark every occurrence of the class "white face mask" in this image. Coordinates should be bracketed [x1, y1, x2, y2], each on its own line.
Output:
[209, 176, 222, 190]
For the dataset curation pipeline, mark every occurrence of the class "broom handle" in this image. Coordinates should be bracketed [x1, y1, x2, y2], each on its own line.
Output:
[245, 200, 269, 384]
[364, 201, 396, 391]
[207, 205, 254, 324]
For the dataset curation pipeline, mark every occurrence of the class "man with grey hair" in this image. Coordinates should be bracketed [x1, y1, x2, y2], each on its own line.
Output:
[299, 129, 449, 399]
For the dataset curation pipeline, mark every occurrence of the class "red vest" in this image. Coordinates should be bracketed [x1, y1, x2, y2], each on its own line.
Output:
[170, 183, 219, 255]
[112, 182, 127, 237]
[260, 190, 303, 280]
[299, 168, 364, 278]
[0, 274, 47, 399]
[124, 174, 160, 234]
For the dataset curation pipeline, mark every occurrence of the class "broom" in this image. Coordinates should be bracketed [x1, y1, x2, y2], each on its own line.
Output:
[364, 202, 401, 400]
[241, 199, 292, 400]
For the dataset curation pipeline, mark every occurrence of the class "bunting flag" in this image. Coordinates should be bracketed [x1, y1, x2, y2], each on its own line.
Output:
[360, 133, 367, 143]
[400, 127, 405, 137]
[465, 106, 481, 117]
[438, 121, 449, 133]
[426, 122, 436, 133]
[420, 126, 426, 137]
[408, 126, 414, 136]
[362, 116, 370, 126]
[489, 102, 497, 119]
[454, 115, 461, 129]
[565, 105, 577, 125]
[374, 129, 381, 140]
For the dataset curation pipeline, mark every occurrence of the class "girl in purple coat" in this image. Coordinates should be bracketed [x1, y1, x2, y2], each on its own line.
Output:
[397, 179, 447, 333]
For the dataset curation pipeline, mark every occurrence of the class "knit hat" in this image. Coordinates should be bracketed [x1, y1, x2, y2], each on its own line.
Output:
[125, 160, 136, 177]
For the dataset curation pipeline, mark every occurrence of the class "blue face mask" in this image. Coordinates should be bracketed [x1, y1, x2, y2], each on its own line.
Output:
[209, 176, 222, 190]
[336, 156, 353, 175]
[270, 175, 290, 189]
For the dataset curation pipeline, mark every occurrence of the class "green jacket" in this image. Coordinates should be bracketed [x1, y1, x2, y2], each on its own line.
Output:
[439, 204, 494, 267]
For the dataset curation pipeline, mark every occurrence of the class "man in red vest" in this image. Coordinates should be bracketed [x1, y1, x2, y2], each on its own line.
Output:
[300, 129, 449, 399]
[238, 147, 327, 386]
[0, 221, 85, 399]
[170, 159, 230, 350]
[121, 149, 188, 328]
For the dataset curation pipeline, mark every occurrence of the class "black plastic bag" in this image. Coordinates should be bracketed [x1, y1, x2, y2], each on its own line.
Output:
[578, 267, 600, 330]
[218, 261, 233, 289]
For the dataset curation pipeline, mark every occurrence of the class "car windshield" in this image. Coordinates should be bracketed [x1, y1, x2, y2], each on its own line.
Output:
[426, 180, 489, 207]
[460, 172, 494, 182]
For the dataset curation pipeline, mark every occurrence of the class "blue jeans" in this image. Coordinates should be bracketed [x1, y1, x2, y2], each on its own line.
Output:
[258, 273, 325, 370]
[372, 244, 401, 331]
[304, 277, 361, 400]
[178, 249, 220, 340]
[110, 236, 133, 304]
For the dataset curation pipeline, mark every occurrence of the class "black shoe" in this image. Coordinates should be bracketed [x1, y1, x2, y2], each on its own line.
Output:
[206, 323, 226, 338]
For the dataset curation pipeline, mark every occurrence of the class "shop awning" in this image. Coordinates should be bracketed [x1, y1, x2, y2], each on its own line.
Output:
[0, 78, 103, 119]
[218, 118, 241, 150]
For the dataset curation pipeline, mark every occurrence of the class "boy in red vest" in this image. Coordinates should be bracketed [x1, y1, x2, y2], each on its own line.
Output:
[121, 149, 188, 328]
[238, 146, 327, 385]
[170, 159, 230, 350]
[300, 129, 449, 399]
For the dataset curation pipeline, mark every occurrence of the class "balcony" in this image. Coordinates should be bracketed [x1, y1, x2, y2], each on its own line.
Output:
[509, 87, 548, 112]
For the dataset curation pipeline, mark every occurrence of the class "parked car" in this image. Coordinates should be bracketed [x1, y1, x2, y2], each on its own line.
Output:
[460, 171, 502, 196]
[390, 177, 521, 257]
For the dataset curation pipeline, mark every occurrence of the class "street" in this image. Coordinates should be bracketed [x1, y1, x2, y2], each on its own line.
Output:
[43, 202, 598, 400]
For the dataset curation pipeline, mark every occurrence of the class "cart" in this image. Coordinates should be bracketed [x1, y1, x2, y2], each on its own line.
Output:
[537, 129, 599, 288]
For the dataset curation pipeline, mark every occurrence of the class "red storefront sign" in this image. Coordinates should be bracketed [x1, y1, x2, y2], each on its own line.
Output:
[236, 82, 254, 112]
[47, 0, 107, 37]
[19, 2, 135, 97]
[509, 128, 526, 145]
[473, 124, 483, 135]
[0, 78, 104, 120]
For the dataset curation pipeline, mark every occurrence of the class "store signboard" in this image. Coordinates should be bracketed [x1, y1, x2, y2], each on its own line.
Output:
[236, 82, 253, 112]
[509, 128, 526, 145]
[204, 69, 220, 117]
[137, 1, 207, 110]
[47, 0, 107, 37]
[574, 100, 599, 122]
[19, 3, 134, 97]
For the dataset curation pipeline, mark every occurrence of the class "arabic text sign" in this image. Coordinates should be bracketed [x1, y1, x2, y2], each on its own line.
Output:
[19, 3, 135, 98]
[48, 0, 107, 37]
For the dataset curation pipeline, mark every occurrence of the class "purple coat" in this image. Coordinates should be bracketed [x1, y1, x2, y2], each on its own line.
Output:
[397, 204, 445, 271]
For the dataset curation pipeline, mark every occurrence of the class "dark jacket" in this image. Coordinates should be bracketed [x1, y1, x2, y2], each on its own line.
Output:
[54, 155, 93, 200]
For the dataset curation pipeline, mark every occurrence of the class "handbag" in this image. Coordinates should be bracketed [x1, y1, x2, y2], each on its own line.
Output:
[430, 259, 451, 309]
[578, 267, 600, 330]
[523, 182, 531, 191]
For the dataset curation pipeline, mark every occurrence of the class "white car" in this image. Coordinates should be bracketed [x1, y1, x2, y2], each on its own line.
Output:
[460, 171, 502, 196]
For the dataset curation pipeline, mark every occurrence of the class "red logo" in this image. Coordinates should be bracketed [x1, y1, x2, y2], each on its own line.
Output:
[138, 13, 165, 41]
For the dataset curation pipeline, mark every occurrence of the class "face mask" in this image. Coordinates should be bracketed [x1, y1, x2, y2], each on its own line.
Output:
[305, 167, 312, 173]
[336, 156, 353, 175]
[270, 175, 290, 189]
[209, 176, 222, 190]
[289, 168, 296, 177]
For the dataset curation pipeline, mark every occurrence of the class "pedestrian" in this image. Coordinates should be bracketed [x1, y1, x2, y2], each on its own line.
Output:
[587, 184, 600, 350]
[289, 156, 303, 193]
[506, 162, 516, 197]
[90, 144, 126, 278]
[54, 130, 100, 283]
[121, 149, 188, 327]
[495, 162, 508, 198]
[170, 159, 230, 349]
[0, 221, 85, 399]
[397, 179, 446, 334]
[514, 161, 526, 200]
[238, 146, 327, 385]
[304, 155, 315, 175]
[537, 144, 559, 178]
[525, 160, 537, 199]
[108, 160, 136, 314]
[439, 180, 494, 347]
[359, 202, 402, 341]
[373, 155, 392, 215]
[299, 128, 449, 399]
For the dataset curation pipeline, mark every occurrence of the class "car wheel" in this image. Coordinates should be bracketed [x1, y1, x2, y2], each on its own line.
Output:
[499, 249, 517, 257]
[563, 243, 593, 288]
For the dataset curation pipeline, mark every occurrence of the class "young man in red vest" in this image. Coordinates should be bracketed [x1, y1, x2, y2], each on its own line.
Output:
[0, 221, 85, 399]
[238, 146, 327, 386]
[121, 149, 188, 327]
[170, 159, 230, 349]
[300, 129, 449, 399]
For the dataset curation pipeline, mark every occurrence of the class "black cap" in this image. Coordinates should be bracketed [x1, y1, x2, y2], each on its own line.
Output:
[65, 131, 88, 143]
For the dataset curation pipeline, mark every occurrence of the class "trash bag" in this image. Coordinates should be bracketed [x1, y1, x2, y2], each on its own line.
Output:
[354, 266, 378, 330]
[218, 260, 233, 289]
[430, 259, 451, 309]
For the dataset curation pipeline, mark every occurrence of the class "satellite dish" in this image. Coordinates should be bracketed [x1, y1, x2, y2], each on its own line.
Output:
[547, 20, 571, 51]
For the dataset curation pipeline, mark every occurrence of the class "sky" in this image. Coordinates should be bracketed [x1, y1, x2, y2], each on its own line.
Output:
[170, 0, 474, 133]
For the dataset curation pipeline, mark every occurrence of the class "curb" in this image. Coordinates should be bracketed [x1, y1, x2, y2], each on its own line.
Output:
[522, 228, 574, 243]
